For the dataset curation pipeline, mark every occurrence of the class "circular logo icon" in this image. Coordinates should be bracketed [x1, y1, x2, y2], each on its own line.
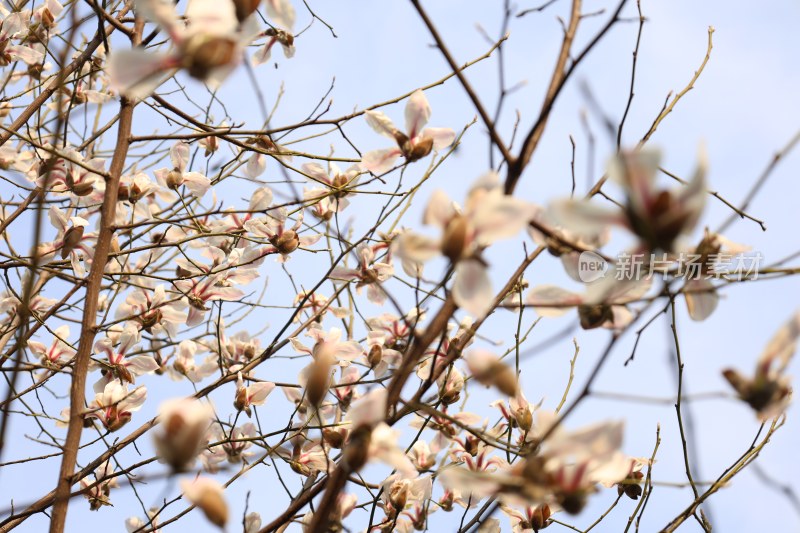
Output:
[577, 251, 608, 283]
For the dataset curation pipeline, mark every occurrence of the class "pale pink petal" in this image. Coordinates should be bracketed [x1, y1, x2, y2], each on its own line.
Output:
[684, 279, 718, 321]
[365, 110, 398, 139]
[127, 355, 160, 375]
[421, 127, 455, 150]
[170, 142, 190, 171]
[264, 0, 296, 29]
[182, 172, 211, 197]
[422, 189, 455, 229]
[360, 148, 401, 175]
[548, 198, 625, 237]
[526, 285, 583, 317]
[248, 382, 276, 405]
[452, 260, 493, 318]
[184, 0, 237, 36]
[395, 232, 440, 264]
[245, 154, 267, 178]
[405, 90, 431, 139]
[107, 49, 175, 100]
[472, 193, 534, 245]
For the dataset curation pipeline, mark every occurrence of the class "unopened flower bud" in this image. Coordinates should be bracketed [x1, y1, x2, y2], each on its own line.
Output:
[342, 424, 371, 472]
[153, 398, 212, 471]
[39, 7, 57, 29]
[441, 214, 470, 263]
[439, 491, 455, 511]
[468, 351, 518, 397]
[233, 0, 261, 22]
[234, 385, 251, 417]
[530, 503, 552, 531]
[71, 180, 95, 197]
[117, 184, 130, 202]
[618, 471, 644, 500]
[182, 35, 237, 80]
[271, 230, 300, 255]
[305, 358, 331, 407]
[181, 478, 228, 528]
[388, 483, 408, 515]
[577, 304, 613, 330]
[166, 169, 184, 190]
[201, 135, 219, 156]
[60, 225, 84, 259]
[322, 427, 346, 448]
[439, 387, 461, 405]
[367, 344, 383, 368]
[515, 407, 533, 433]
[405, 136, 433, 162]
[559, 490, 588, 515]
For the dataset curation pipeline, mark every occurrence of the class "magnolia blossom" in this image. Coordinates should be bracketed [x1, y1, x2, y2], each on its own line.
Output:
[500, 503, 554, 533]
[291, 325, 362, 366]
[723, 311, 800, 420]
[680, 230, 750, 321]
[167, 339, 218, 383]
[302, 162, 360, 215]
[361, 89, 455, 174]
[408, 440, 440, 472]
[116, 284, 187, 336]
[27, 325, 75, 369]
[528, 211, 610, 282]
[601, 456, 652, 500]
[252, 0, 296, 64]
[234, 372, 276, 416]
[466, 349, 518, 398]
[276, 435, 332, 476]
[396, 173, 534, 316]
[367, 310, 420, 351]
[331, 243, 394, 305]
[154, 142, 211, 198]
[511, 414, 632, 513]
[216, 321, 264, 368]
[410, 408, 482, 452]
[244, 207, 320, 261]
[342, 389, 418, 478]
[153, 398, 214, 470]
[527, 273, 652, 331]
[92, 324, 159, 392]
[363, 330, 402, 378]
[244, 512, 261, 533]
[37, 206, 95, 277]
[175, 272, 246, 327]
[79, 460, 119, 511]
[492, 390, 536, 435]
[329, 365, 362, 409]
[0, 10, 44, 66]
[207, 422, 258, 463]
[125, 511, 160, 533]
[84, 381, 147, 432]
[180, 477, 228, 528]
[35, 146, 106, 200]
[207, 186, 273, 237]
[549, 148, 707, 253]
[300, 493, 356, 532]
[381, 474, 432, 521]
[47, 79, 113, 114]
[292, 290, 350, 323]
[108, 0, 261, 99]
[0, 143, 35, 173]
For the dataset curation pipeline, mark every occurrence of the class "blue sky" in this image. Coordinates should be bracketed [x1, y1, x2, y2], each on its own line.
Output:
[2, 1, 800, 531]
